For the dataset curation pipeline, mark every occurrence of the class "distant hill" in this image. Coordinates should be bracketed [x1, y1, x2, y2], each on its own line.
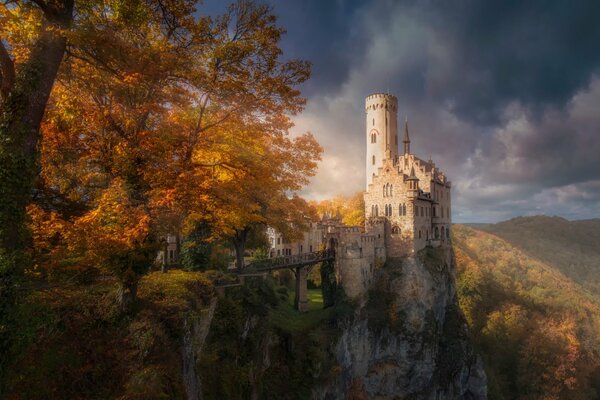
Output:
[452, 223, 600, 400]
[479, 216, 600, 293]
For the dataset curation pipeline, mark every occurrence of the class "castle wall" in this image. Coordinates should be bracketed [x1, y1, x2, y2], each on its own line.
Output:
[335, 228, 377, 299]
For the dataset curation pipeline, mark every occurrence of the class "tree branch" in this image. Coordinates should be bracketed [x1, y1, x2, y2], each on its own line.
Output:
[0, 39, 15, 99]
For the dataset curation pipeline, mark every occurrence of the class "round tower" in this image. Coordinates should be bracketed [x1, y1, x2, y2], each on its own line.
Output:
[365, 93, 398, 189]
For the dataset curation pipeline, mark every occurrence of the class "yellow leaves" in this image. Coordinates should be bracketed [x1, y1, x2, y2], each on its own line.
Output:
[0, 2, 43, 64]
[71, 179, 150, 267]
[122, 72, 143, 85]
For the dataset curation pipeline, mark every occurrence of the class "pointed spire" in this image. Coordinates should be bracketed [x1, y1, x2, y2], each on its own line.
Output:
[403, 117, 410, 154]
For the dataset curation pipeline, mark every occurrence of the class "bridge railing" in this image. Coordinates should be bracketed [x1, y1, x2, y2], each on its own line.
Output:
[246, 249, 335, 271]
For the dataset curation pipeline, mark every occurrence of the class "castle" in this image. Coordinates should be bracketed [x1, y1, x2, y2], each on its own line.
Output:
[267, 93, 452, 298]
[364, 93, 452, 257]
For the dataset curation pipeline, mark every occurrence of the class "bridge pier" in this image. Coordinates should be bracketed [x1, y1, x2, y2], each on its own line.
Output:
[294, 267, 309, 312]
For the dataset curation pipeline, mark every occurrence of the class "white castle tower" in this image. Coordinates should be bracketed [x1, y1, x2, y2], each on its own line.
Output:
[365, 93, 398, 189]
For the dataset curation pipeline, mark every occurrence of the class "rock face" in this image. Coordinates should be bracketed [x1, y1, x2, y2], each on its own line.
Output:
[315, 247, 487, 399]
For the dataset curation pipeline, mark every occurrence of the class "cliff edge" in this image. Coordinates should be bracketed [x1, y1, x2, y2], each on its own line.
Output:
[315, 247, 487, 399]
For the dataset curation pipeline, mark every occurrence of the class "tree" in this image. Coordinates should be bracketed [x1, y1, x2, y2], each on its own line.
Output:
[0, 0, 74, 390]
[31, 0, 314, 300]
[311, 192, 365, 227]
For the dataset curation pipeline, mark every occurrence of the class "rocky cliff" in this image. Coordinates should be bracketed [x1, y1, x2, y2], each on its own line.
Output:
[314, 247, 487, 399]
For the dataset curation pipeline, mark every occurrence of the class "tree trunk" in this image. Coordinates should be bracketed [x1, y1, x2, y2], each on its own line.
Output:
[161, 239, 169, 273]
[232, 229, 249, 271]
[117, 279, 139, 313]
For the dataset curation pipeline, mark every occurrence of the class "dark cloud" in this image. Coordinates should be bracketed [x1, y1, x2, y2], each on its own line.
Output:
[205, 1, 600, 222]
[423, 0, 600, 124]
[267, 0, 370, 97]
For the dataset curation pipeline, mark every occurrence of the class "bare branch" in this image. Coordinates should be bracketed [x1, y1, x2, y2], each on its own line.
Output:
[0, 38, 15, 98]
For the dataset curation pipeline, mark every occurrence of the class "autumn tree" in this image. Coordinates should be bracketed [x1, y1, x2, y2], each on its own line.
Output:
[33, 0, 313, 300]
[0, 0, 74, 390]
[175, 116, 322, 270]
[311, 192, 365, 227]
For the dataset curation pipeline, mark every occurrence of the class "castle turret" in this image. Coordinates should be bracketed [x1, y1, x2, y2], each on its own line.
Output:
[366, 93, 398, 188]
[407, 166, 419, 199]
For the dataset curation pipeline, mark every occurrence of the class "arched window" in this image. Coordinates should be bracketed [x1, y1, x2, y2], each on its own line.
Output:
[446, 227, 450, 238]
[441, 226, 445, 240]
[392, 226, 400, 235]
[403, 204, 406, 216]
[435, 227, 440, 239]
[375, 205, 378, 216]
[390, 184, 393, 197]
[373, 118, 375, 126]
[383, 185, 386, 197]
[371, 133, 377, 143]
[418, 230, 422, 239]
[389, 204, 393, 216]
[372, 155, 376, 165]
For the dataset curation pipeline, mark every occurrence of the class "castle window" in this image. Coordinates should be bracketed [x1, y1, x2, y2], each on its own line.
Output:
[419, 230, 422, 239]
[435, 227, 440, 239]
[372, 155, 375, 165]
[390, 184, 393, 197]
[403, 204, 406, 216]
[373, 118, 375, 126]
[392, 226, 400, 235]
[415, 206, 418, 216]
[421, 207, 424, 217]
[446, 227, 450, 239]
[441, 226, 445, 240]
[375, 205, 378, 216]
[447, 207, 450, 218]
[371, 133, 377, 143]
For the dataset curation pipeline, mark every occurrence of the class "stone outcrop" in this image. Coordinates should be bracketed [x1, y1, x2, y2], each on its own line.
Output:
[314, 247, 487, 399]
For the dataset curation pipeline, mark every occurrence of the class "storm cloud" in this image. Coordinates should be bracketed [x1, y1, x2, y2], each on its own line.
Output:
[263, 0, 600, 222]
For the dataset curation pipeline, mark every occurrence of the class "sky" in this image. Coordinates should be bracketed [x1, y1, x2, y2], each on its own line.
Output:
[201, 0, 600, 223]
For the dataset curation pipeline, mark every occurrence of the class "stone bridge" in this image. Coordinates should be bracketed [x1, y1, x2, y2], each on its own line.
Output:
[245, 249, 335, 311]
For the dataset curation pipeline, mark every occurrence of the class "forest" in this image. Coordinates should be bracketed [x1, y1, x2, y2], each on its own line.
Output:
[0, 0, 321, 395]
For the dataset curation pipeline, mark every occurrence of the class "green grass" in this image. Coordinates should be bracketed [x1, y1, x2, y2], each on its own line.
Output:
[270, 288, 334, 333]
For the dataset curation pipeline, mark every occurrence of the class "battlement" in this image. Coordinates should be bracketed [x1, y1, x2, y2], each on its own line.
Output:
[365, 93, 398, 112]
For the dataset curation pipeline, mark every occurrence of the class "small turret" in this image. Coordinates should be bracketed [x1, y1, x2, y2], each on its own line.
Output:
[406, 166, 419, 199]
